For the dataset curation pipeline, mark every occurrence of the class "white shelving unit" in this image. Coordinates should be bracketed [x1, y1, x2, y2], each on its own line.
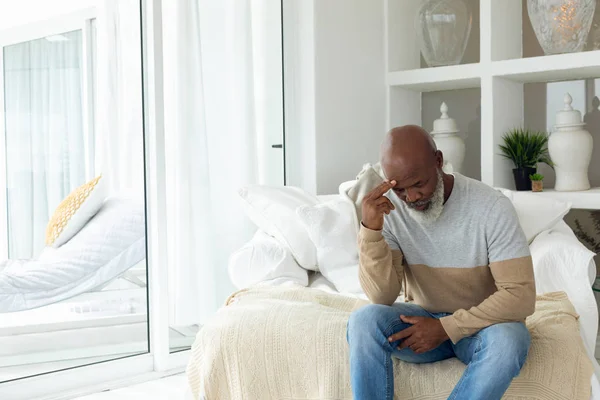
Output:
[384, 0, 600, 210]
[531, 188, 600, 210]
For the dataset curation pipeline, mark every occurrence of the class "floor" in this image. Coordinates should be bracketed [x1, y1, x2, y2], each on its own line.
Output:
[75, 374, 192, 399]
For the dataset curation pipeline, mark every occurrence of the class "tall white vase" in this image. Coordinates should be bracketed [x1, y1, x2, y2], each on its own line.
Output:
[549, 93, 593, 191]
[431, 102, 466, 174]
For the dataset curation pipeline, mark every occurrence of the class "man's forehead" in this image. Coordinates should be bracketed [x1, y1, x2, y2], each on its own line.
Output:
[382, 166, 421, 187]
[391, 175, 423, 189]
[382, 159, 418, 178]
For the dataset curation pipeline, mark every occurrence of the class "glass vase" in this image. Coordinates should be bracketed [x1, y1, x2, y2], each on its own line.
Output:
[527, 0, 596, 55]
[416, 0, 472, 67]
[585, 2, 600, 50]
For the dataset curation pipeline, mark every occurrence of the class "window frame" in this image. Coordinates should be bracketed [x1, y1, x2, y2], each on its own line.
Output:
[0, 1, 190, 398]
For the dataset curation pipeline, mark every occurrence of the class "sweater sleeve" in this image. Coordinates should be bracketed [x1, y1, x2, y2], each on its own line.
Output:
[439, 196, 536, 344]
[358, 225, 404, 306]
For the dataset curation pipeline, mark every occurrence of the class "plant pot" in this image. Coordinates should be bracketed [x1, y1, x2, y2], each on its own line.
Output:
[531, 180, 543, 192]
[512, 167, 536, 191]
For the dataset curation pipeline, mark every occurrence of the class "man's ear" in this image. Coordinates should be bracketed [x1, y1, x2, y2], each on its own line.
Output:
[435, 150, 444, 169]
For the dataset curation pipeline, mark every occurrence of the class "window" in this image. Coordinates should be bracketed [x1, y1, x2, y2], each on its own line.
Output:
[4, 29, 87, 259]
[0, 3, 148, 384]
[0, 0, 287, 396]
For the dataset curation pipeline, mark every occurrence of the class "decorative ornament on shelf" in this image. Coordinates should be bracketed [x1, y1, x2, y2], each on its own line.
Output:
[527, 0, 595, 55]
[549, 93, 593, 192]
[416, 0, 472, 67]
[431, 102, 466, 174]
[530, 173, 544, 192]
[498, 128, 553, 191]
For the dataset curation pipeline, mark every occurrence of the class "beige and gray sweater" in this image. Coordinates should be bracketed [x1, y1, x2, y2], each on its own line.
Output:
[358, 173, 536, 344]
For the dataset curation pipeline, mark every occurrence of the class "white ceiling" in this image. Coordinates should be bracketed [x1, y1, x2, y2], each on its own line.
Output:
[0, 0, 97, 30]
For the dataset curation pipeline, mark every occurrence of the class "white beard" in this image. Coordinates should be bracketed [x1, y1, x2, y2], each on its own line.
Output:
[404, 171, 445, 225]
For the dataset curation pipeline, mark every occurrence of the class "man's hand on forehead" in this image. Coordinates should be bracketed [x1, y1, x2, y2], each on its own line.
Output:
[361, 180, 397, 231]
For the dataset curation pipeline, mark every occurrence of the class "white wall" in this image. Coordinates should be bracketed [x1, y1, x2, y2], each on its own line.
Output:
[284, 0, 386, 195]
[0, 0, 96, 31]
[313, 0, 386, 194]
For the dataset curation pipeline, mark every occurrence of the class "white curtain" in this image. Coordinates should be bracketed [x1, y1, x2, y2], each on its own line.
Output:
[162, 0, 284, 326]
[3, 31, 85, 259]
[94, 0, 144, 198]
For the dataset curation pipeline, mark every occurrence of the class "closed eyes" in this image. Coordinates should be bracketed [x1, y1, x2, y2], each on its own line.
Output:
[394, 180, 425, 192]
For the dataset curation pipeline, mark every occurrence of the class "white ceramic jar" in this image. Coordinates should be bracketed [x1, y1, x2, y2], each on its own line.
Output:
[549, 93, 593, 191]
[431, 102, 466, 174]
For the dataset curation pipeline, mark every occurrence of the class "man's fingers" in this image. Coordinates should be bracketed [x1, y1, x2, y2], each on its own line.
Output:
[374, 196, 395, 209]
[367, 180, 396, 200]
[400, 315, 422, 324]
[377, 204, 393, 215]
[375, 196, 395, 215]
[399, 335, 418, 350]
[388, 326, 414, 342]
[376, 202, 392, 211]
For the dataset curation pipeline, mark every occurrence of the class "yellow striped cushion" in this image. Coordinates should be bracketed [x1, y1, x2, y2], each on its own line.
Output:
[45, 175, 105, 247]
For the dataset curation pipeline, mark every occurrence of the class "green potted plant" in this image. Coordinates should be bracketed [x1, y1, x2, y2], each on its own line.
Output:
[498, 128, 553, 191]
[530, 173, 544, 192]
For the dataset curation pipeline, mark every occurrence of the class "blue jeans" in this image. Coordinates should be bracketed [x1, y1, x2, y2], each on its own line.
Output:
[347, 302, 530, 400]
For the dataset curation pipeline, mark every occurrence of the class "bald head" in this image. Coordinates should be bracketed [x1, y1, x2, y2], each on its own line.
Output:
[379, 125, 450, 216]
[381, 125, 439, 178]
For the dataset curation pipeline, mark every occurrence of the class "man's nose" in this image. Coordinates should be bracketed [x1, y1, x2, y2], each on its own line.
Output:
[405, 188, 422, 202]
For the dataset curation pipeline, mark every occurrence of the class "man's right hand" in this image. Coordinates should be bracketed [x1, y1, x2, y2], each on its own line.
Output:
[361, 180, 396, 231]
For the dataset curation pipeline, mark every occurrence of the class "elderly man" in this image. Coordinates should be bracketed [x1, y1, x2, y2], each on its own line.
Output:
[346, 125, 535, 400]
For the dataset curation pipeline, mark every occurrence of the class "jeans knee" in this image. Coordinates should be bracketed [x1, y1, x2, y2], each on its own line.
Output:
[480, 323, 530, 372]
[347, 304, 393, 345]
[348, 304, 383, 332]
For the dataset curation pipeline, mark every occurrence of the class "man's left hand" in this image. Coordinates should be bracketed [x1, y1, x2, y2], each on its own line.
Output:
[387, 315, 449, 354]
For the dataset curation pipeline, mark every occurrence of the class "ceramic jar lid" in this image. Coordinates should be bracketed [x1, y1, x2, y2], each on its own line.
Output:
[431, 102, 459, 135]
[555, 93, 586, 128]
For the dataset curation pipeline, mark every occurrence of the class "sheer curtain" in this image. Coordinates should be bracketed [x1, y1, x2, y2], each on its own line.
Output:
[3, 31, 85, 259]
[162, 0, 284, 326]
[94, 0, 144, 197]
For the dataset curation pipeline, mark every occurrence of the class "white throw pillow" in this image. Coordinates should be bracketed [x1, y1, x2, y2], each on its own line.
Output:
[228, 230, 309, 290]
[529, 228, 597, 353]
[496, 188, 572, 243]
[238, 185, 319, 270]
[296, 199, 363, 294]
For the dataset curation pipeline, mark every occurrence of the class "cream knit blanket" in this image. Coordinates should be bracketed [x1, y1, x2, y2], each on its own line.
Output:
[187, 287, 592, 400]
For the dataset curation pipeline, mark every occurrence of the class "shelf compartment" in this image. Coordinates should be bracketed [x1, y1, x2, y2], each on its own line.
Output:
[385, 0, 480, 72]
[492, 51, 600, 83]
[531, 187, 600, 210]
[387, 64, 481, 92]
[422, 88, 481, 180]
